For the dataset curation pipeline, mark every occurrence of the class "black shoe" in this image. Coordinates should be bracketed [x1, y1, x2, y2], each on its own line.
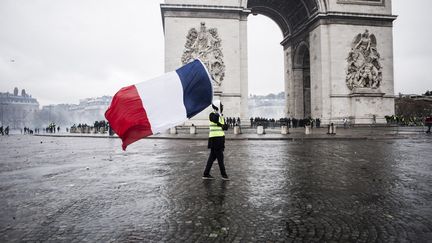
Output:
[221, 175, 230, 181]
[202, 175, 215, 180]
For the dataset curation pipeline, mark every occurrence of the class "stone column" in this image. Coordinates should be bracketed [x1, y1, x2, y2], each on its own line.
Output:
[283, 46, 294, 117]
[239, 14, 249, 121]
[293, 68, 304, 118]
[309, 24, 332, 124]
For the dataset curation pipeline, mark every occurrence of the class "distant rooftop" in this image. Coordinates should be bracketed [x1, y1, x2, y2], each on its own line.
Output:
[0, 87, 39, 105]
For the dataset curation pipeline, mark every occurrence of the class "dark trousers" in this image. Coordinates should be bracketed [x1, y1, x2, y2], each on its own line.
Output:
[203, 148, 227, 177]
[427, 125, 431, 133]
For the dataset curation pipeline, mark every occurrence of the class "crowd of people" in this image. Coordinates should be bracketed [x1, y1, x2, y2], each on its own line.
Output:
[385, 115, 431, 126]
[93, 120, 109, 131]
[23, 127, 40, 134]
[45, 123, 59, 133]
[249, 117, 321, 129]
[0, 126, 9, 135]
[69, 120, 111, 134]
[225, 117, 241, 127]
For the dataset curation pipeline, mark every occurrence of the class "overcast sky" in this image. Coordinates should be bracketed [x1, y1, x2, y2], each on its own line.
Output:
[0, 0, 430, 106]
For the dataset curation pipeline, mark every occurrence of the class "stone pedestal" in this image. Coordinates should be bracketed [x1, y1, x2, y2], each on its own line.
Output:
[234, 126, 241, 135]
[170, 127, 177, 134]
[190, 126, 196, 134]
[327, 124, 336, 135]
[350, 88, 392, 125]
[281, 126, 289, 135]
[305, 125, 311, 135]
[257, 126, 264, 135]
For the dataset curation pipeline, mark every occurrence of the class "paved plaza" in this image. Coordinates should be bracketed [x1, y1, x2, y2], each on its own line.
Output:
[0, 133, 431, 242]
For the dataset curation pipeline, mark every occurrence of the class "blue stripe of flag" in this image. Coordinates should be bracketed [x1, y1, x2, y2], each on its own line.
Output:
[176, 60, 213, 118]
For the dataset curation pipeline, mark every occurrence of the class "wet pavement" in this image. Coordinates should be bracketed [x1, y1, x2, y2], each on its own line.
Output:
[0, 134, 431, 242]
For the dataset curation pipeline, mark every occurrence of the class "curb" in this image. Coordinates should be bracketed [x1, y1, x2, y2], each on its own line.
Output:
[33, 134, 417, 141]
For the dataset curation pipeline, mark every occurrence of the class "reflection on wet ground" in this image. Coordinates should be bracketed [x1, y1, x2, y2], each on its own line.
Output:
[0, 135, 431, 242]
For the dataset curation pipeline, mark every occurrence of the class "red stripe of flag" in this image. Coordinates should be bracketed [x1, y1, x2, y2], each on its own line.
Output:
[105, 85, 153, 150]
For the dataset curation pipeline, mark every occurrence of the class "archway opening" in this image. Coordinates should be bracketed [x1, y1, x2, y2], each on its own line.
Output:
[293, 43, 311, 119]
[247, 15, 285, 119]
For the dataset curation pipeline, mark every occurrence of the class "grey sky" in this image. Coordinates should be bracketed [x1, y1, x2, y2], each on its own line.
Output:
[0, 0, 430, 106]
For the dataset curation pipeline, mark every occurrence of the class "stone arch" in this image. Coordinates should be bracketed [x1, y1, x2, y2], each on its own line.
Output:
[293, 41, 310, 69]
[247, 0, 322, 39]
[316, 0, 328, 13]
[161, 0, 396, 125]
[246, 0, 318, 119]
[249, 5, 291, 36]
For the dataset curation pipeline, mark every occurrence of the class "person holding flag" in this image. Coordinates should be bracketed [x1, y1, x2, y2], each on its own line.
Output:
[202, 100, 230, 180]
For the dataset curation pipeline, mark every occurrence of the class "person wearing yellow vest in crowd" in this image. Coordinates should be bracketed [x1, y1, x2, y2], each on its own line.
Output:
[202, 100, 229, 180]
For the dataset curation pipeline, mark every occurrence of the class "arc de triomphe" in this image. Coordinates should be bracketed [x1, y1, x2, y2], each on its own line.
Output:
[161, 0, 396, 125]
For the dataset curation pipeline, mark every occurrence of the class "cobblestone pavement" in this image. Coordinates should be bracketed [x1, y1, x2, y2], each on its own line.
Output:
[0, 135, 431, 242]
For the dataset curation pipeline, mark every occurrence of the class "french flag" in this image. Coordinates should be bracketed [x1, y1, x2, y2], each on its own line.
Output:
[105, 59, 213, 150]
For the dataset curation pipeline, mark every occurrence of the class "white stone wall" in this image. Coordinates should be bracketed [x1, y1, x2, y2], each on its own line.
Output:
[327, 0, 392, 15]
[309, 26, 324, 121]
[307, 23, 395, 124]
[351, 96, 394, 124]
[309, 24, 332, 122]
[164, 14, 247, 125]
[327, 24, 394, 96]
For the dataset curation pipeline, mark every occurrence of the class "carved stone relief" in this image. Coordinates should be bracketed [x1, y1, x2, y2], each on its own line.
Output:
[181, 22, 225, 86]
[346, 30, 382, 90]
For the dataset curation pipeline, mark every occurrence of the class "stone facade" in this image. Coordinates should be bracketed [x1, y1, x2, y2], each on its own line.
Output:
[0, 88, 39, 128]
[162, 3, 249, 125]
[45, 96, 112, 126]
[304, 23, 395, 124]
[161, 0, 396, 125]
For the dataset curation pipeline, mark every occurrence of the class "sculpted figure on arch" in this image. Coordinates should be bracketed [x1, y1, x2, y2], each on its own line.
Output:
[181, 22, 226, 87]
[346, 29, 383, 90]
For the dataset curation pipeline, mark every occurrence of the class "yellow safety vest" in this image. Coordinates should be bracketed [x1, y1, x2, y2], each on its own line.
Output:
[209, 113, 225, 138]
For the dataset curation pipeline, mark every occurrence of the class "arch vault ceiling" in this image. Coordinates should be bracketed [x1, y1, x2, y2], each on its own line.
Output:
[247, 0, 320, 37]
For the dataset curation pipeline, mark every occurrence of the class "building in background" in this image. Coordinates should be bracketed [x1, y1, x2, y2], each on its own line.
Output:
[248, 92, 285, 119]
[0, 87, 39, 128]
[68, 96, 112, 125]
[41, 96, 112, 126]
[0, 86, 112, 128]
